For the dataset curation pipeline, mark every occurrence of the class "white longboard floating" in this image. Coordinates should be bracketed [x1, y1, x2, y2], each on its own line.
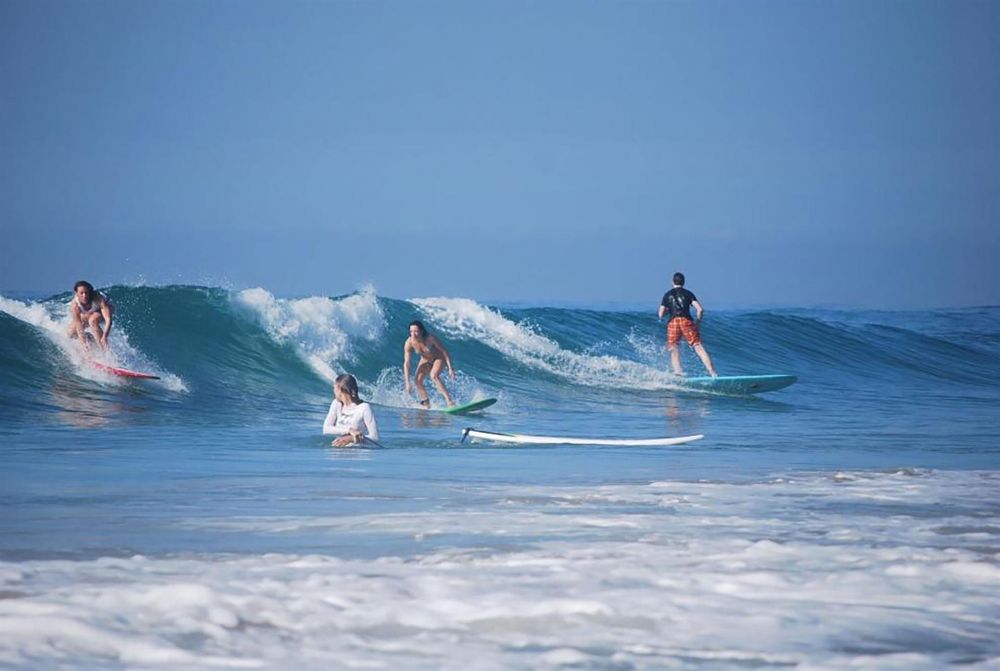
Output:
[461, 428, 703, 447]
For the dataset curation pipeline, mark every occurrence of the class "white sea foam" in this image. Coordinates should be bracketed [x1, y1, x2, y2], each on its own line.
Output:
[411, 296, 682, 390]
[0, 295, 187, 391]
[235, 285, 386, 382]
[367, 364, 503, 412]
[3, 471, 991, 669]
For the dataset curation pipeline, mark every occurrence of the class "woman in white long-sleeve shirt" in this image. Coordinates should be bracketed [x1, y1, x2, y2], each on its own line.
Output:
[323, 374, 380, 447]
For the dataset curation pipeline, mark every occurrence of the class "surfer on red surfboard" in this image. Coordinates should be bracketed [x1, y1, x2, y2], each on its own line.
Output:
[63, 280, 156, 379]
[66, 280, 114, 353]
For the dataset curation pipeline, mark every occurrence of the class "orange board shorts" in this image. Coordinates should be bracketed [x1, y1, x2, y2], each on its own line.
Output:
[667, 317, 701, 347]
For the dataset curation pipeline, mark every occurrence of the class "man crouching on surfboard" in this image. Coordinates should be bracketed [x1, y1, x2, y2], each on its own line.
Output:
[659, 272, 718, 377]
[403, 320, 456, 407]
[66, 280, 114, 352]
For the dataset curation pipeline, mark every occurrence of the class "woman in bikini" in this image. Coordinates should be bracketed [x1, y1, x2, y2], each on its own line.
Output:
[403, 320, 455, 407]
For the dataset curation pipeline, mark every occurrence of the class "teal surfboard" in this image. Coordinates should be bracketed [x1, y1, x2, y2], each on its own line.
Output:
[679, 374, 797, 395]
[435, 398, 498, 415]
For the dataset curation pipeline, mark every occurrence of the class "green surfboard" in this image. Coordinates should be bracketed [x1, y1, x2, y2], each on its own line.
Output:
[435, 398, 498, 415]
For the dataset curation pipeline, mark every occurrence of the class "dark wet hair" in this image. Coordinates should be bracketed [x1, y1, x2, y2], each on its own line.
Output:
[74, 280, 95, 294]
[334, 374, 362, 404]
[673, 272, 685, 286]
[409, 320, 427, 337]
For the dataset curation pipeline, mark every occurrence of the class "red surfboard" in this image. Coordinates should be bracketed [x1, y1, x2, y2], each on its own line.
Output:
[90, 361, 160, 380]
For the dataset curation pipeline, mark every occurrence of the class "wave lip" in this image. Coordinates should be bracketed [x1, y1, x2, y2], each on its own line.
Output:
[235, 285, 386, 382]
[412, 296, 681, 390]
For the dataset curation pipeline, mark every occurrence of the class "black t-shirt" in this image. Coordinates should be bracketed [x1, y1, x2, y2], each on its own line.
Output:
[661, 287, 697, 321]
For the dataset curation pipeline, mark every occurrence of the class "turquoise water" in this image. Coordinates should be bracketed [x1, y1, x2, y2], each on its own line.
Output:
[1, 287, 998, 668]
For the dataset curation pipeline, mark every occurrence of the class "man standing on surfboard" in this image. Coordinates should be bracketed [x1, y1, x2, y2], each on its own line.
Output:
[66, 280, 114, 352]
[404, 320, 456, 407]
[659, 272, 718, 377]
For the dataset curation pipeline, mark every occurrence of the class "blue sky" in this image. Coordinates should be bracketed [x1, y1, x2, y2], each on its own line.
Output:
[2, 0, 998, 308]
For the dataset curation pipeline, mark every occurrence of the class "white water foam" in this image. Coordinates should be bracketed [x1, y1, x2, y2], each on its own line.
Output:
[235, 285, 386, 383]
[367, 365, 503, 412]
[1, 470, 997, 669]
[0, 295, 187, 392]
[411, 296, 684, 391]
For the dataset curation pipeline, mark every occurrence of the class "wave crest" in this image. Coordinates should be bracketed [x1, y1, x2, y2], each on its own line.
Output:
[236, 285, 386, 382]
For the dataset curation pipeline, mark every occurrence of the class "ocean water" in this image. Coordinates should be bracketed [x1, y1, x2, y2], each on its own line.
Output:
[1, 286, 998, 670]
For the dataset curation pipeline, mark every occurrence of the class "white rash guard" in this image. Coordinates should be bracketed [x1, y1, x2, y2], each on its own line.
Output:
[322, 400, 379, 441]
